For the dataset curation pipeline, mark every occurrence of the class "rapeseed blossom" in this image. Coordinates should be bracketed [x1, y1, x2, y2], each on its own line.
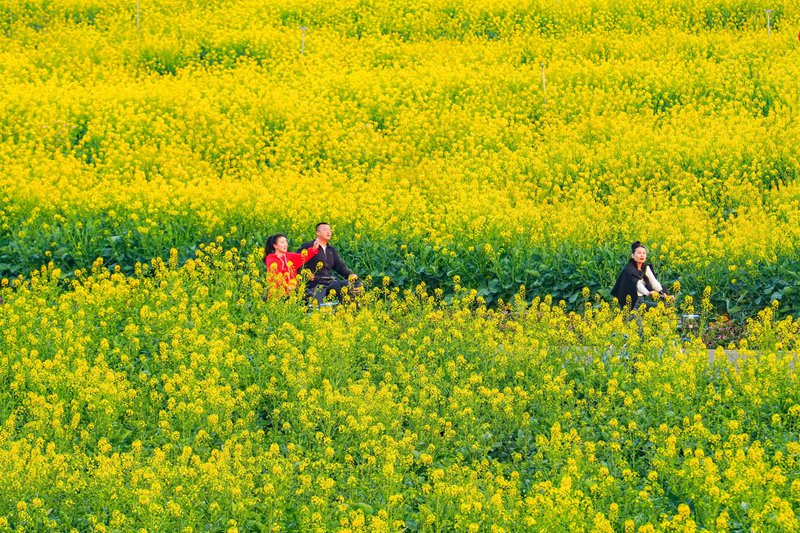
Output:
[0, 247, 798, 528]
[2, 0, 800, 529]
[1, 0, 799, 315]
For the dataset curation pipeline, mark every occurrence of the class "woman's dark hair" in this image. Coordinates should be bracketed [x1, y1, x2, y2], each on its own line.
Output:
[265, 233, 287, 257]
[631, 241, 646, 254]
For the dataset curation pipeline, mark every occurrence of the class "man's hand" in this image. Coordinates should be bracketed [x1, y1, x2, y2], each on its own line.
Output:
[312, 238, 320, 251]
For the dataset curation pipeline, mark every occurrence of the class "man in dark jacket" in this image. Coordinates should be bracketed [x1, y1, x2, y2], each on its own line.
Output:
[298, 222, 361, 304]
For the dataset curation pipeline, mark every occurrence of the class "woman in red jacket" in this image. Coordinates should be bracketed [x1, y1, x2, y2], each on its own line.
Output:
[264, 234, 319, 295]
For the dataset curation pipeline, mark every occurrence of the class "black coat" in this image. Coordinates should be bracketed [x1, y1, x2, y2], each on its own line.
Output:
[612, 259, 659, 308]
[297, 241, 353, 287]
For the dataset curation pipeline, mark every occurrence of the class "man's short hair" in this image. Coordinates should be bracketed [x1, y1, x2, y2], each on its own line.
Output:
[316, 222, 330, 231]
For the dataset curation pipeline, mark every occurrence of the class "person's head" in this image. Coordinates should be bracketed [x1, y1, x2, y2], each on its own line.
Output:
[265, 233, 288, 255]
[631, 241, 647, 264]
[315, 222, 332, 244]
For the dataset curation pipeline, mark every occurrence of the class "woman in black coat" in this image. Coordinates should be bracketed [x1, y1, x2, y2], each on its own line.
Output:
[612, 241, 671, 308]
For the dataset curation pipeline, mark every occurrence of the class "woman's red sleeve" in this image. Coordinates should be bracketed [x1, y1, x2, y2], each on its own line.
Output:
[265, 254, 279, 271]
[287, 247, 318, 266]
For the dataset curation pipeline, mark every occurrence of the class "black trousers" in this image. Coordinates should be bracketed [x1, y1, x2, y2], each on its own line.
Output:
[307, 279, 361, 304]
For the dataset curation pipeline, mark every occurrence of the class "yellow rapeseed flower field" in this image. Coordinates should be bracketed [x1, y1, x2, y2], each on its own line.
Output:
[1, 0, 800, 529]
[1, 0, 799, 315]
[0, 248, 799, 530]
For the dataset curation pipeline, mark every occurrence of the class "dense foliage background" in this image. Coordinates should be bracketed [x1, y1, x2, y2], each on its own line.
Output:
[1, 0, 800, 318]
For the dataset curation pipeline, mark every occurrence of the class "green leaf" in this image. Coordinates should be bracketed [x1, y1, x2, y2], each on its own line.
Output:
[352, 502, 374, 515]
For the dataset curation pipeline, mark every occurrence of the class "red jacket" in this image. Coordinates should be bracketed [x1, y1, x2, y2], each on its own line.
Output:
[265, 248, 318, 294]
